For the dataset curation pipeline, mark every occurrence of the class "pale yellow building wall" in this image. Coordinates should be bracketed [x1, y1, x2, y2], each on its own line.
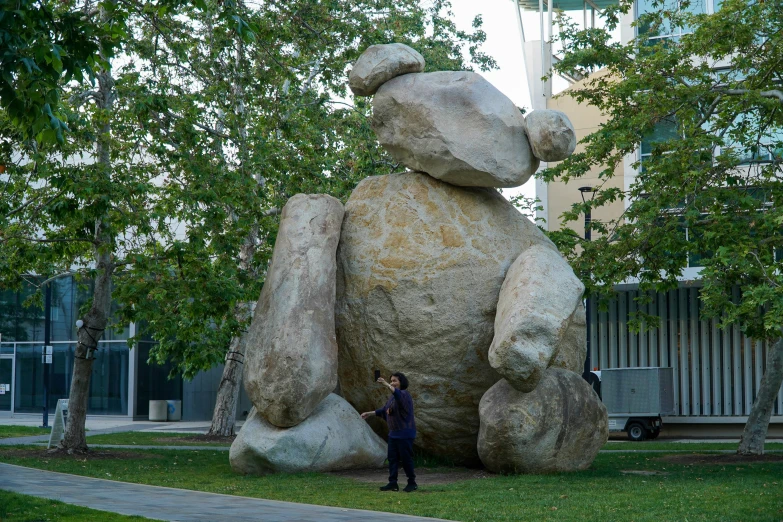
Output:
[543, 74, 626, 236]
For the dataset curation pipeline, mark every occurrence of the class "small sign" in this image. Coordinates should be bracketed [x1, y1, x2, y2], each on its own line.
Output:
[48, 399, 69, 449]
[4, 384, 8, 392]
[45, 346, 53, 355]
[608, 420, 617, 428]
[0, 386, 5, 395]
[45, 354, 52, 364]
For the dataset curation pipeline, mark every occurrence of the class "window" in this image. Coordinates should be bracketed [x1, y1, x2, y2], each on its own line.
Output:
[636, 0, 717, 42]
[639, 117, 679, 172]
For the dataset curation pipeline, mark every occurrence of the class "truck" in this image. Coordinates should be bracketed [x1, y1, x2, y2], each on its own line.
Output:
[589, 367, 675, 441]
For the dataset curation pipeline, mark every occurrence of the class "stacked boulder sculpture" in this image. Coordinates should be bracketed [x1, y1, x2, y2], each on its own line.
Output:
[230, 43, 608, 475]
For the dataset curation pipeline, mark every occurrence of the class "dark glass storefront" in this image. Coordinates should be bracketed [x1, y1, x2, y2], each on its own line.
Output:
[0, 276, 181, 417]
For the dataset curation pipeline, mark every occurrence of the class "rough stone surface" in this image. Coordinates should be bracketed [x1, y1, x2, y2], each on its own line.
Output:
[372, 72, 539, 188]
[489, 244, 584, 392]
[550, 303, 587, 375]
[243, 194, 344, 428]
[348, 43, 425, 97]
[477, 372, 608, 474]
[525, 109, 577, 162]
[230, 395, 387, 475]
[335, 171, 557, 464]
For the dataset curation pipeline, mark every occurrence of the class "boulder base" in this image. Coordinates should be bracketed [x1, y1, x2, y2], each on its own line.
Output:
[230, 394, 387, 475]
[335, 171, 556, 464]
[372, 72, 539, 188]
[478, 372, 608, 474]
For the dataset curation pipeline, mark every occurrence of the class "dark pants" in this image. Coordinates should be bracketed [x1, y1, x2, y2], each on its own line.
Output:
[387, 437, 416, 485]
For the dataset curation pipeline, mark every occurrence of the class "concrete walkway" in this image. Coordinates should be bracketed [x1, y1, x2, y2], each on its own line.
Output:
[0, 463, 452, 522]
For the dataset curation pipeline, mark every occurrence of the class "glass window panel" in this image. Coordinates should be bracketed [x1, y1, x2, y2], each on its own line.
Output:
[641, 118, 679, 154]
[14, 345, 44, 413]
[17, 281, 44, 343]
[51, 277, 76, 342]
[637, 0, 677, 37]
[88, 342, 129, 415]
[0, 358, 12, 411]
[135, 341, 181, 417]
[0, 288, 17, 342]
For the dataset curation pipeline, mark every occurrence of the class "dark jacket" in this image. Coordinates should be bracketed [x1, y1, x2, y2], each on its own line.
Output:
[375, 388, 416, 439]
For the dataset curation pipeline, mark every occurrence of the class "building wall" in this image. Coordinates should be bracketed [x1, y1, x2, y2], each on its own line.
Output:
[594, 287, 783, 422]
[543, 69, 626, 236]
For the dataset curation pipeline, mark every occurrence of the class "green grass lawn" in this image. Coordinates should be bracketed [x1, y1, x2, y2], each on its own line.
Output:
[603, 440, 783, 451]
[0, 425, 50, 439]
[86, 431, 232, 446]
[1, 447, 781, 521]
[0, 490, 152, 521]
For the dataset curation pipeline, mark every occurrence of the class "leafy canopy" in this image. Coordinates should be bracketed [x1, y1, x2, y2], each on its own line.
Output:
[545, 0, 783, 339]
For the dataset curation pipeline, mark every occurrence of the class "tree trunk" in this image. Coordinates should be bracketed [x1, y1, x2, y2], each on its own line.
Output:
[57, 248, 113, 453]
[207, 331, 248, 437]
[737, 338, 783, 455]
[56, 49, 116, 453]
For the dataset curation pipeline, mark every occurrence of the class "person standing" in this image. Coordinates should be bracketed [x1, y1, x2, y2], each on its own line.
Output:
[361, 372, 417, 492]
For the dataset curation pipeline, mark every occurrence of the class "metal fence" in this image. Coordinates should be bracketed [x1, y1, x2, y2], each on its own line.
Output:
[590, 286, 783, 418]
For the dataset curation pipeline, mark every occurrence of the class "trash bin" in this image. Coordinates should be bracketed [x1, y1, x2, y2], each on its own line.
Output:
[149, 400, 168, 421]
[167, 400, 182, 421]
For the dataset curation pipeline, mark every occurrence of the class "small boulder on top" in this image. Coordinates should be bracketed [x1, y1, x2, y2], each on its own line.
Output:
[525, 109, 577, 162]
[348, 43, 425, 97]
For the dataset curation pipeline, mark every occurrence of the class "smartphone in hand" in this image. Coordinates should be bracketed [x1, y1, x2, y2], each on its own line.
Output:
[374, 369, 381, 382]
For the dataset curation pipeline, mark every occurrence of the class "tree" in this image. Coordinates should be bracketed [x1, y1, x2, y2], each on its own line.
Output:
[1, 0, 495, 448]
[545, 0, 783, 454]
[0, 0, 222, 452]
[0, 0, 105, 143]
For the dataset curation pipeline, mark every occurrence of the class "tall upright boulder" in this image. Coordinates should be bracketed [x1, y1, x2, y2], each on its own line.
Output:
[488, 244, 584, 392]
[335, 171, 559, 464]
[243, 194, 344, 428]
[372, 72, 539, 188]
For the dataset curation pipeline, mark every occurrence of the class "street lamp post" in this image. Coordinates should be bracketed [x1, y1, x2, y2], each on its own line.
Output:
[578, 186, 597, 381]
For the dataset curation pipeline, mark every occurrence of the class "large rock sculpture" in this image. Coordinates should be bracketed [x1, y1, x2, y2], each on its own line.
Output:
[243, 194, 344, 428]
[233, 42, 606, 476]
[477, 372, 608, 474]
[348, 43, 425, 96]
[488, 244, 585, 392]
[335, 171, 564, 464]
[372, 71, 539, 188]
[230, 395, 387, 475]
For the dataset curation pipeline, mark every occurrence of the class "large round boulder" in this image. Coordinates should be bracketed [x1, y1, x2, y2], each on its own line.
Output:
[477, 371, 608, 474]
[335, 171, 556, 464]
[230, 394, 387, 475]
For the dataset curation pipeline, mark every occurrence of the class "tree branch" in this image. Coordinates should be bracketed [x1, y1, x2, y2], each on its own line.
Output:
[716, 88, 783, 102]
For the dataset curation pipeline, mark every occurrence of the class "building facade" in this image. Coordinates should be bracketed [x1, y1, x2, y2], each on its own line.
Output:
[0, 275, 251, 421]
[516, 0, 783, 434]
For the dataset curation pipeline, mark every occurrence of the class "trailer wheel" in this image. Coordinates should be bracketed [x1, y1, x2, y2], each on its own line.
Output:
[627, 422, 647, 441]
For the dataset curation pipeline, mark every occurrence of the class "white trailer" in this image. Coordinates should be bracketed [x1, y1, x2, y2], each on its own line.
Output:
[591, 367, 675, 441]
